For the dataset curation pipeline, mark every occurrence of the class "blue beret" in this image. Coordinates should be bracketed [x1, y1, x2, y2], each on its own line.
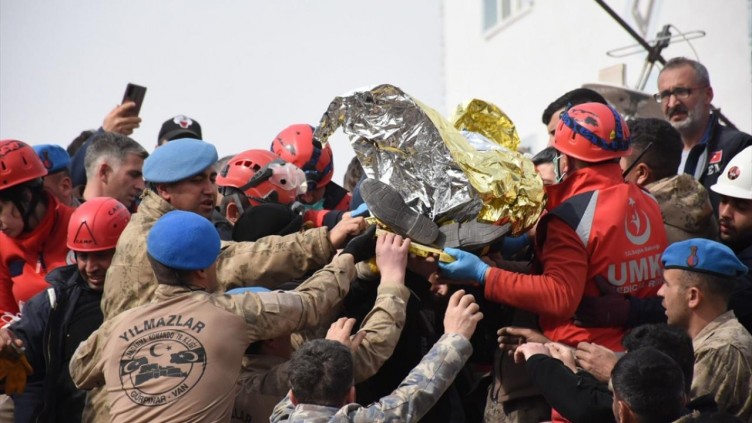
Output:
[143, 138, 218, 183]
[33, 144, 70, 174]
[147, 210, 221, 271]
[226, 287, 271, 295]
[662, 238, 748, 278]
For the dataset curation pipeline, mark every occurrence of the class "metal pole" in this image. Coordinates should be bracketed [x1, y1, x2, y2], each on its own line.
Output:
[594, 0, 737, 129]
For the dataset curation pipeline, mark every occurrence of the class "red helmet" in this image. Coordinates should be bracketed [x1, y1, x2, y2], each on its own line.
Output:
[67, 197, 131, 252]
[271, 124, 333, 190]
[217, 149, 306, 206]
[553, 103, 632, 162]
[0, 140, 48, 190]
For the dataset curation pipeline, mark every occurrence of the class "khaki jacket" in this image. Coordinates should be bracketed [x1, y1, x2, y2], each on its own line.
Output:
[71, 254, 356, 423]
[647, 174, 719, 244]
[232, 283, 410, 422]
[691, 311, 752, 421]
[102, 189, 336, 320]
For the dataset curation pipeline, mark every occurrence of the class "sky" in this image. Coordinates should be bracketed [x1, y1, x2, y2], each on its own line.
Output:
[0, 0, 444, 185]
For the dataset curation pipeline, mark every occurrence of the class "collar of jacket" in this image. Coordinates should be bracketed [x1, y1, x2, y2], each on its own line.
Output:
[138, 189, 177, 221]
[15, 191, 62, 250]
[544, 162, 624, 211]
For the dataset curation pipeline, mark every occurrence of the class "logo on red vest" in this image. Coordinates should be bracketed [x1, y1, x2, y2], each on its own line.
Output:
[727, 166, 741, 180]
[686, 246, 699, 267]
[709, 150, 723, 164]
[624, 197, 652, 246]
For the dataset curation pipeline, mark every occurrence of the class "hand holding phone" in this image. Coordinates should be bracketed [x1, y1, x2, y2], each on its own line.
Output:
[122, 83, 147, 117]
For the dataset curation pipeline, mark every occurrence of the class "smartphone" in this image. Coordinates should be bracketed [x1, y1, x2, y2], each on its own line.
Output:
[122, 83, 147, 117]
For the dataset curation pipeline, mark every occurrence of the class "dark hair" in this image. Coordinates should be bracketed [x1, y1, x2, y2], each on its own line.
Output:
[661, 57, 711, 87]
[147, 253, 196, 286]
[685, 271, 735, 306]
[626, 118, 682, 181]
[612, 347, 686, 423]
[532, 146, 558, 166]
[541, 88, 608, 125]
[288, 339, 353, 407]
[67, 130, 95, 157]
[343, 156, 364, 192]
[623, 324, 694, 393]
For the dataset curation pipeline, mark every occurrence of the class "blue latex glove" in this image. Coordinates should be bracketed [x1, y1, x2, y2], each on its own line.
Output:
[350, 202, 370, 218]
[438, 247, 490, 284]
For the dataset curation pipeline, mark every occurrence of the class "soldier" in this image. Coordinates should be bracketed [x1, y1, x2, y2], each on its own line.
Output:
[102, 138, 365, 321]
[270, 288, 483, 422]
[71, 210, 377, 422]
[0, 140, 75, 322]
[659, 238, 752, 420]
[0, 197, 130, 422]
[232, 232, 411, 422]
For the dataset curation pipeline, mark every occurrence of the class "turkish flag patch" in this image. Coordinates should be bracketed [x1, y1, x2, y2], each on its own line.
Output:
[709, 150, 723, 164]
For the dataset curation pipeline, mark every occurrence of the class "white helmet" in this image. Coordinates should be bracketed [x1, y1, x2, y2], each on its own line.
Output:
[711, 146, 752, 200]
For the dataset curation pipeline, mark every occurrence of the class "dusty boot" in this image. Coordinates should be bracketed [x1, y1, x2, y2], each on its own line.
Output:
[359, 179, 439, 245]
[437, 220, 510, 250]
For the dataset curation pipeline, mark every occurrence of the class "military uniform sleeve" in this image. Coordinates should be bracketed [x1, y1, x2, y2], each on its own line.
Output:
[691, 345, 752, 420]
[69, 320, 114, 390]
[270, 392, 295, 423]
[216, 227, 336, 291]
[352, 283, 410, 383]
[347, 333, 473, 422]
[211, 254, 355, 342]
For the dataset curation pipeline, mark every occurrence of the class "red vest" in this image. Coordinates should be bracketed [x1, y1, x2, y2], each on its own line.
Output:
[537, 165, 667, 351]
[0, 193, 74, 321]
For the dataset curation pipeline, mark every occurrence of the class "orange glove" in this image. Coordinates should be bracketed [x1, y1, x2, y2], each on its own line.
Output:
[0, 354, 33, 395]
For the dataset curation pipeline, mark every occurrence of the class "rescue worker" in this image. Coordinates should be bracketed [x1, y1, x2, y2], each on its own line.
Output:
[270, 288, 483, 422]
[70, 209, 377, 422]
[216, 149, 306, 227]
[271, 124, 352, 227]
[0, 197, 130, 422]
[0, 140, 76, 322]
[710, 145, 752, 333]
[658, 238, 752, 420]
[438, 103, 669, 420]
[33, 144, 77, 207]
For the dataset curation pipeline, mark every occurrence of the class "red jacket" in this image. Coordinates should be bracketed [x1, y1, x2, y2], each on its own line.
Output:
[303, 181, 352, 228]
[0, 193, 74, 322]
[484, 163, 667, 351]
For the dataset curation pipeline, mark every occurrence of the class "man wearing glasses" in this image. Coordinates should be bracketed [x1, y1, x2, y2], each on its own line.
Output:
[655, 57, 752, 212]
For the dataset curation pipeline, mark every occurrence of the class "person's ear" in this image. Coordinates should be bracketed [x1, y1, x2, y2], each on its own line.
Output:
[98, 162, 112, 184]
[687, 286, 702, 310]
[226, 202, 240, 225]
[634, 163, 653, 185]
[289, 390, 299, 406]
[704, 86, 714, 105]
[617, 399, 634, 423]
[60, 175, 73, 200]
[155, 183, 171, 202]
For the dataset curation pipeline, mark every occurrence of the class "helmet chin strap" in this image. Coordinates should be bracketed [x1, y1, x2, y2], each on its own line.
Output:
[552, 153, 567, 184]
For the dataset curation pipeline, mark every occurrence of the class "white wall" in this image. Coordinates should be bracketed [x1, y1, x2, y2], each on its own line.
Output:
[0, 0, 444, 185]
[444, 0, 752, 153]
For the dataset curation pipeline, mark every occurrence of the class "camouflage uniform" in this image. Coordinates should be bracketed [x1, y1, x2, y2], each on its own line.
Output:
[233, 283, 410, 421]
[691, 310, 752, 421]
[70, 254, 356, 423]
[270, 333, 472, 423]
[102, 189, 336, 320]
[647, 174, 719, 244]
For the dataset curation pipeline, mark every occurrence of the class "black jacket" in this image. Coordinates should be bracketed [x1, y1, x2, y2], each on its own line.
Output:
[10, 265, 103, 423]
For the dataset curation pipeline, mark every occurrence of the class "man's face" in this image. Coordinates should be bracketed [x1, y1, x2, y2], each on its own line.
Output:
[657, 65, 712, 134]
[535, 162, 557, 186]
[43, 172, 73, 206]
[159, 167, 218, 219]
[718, 195, 752, 251]
[0, 200, 25, 238]
[657, 269, 692, 329]
[76, 249, 116, 291]
[105, 153, 145, 209]
[546, 107, 565, 146]
[299, 185, 326, 206]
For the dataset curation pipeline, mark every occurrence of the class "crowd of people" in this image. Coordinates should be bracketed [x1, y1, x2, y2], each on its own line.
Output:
[0, 56, 750, 423]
